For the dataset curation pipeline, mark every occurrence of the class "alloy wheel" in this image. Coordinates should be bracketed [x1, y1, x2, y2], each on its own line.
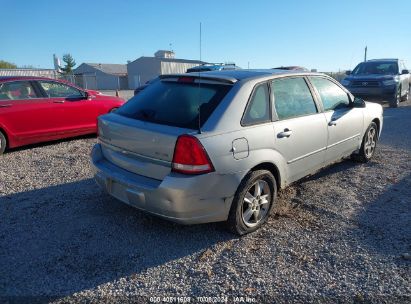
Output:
[242, 179, 271, 227]
[364, 126, 377, 158]
[395, 88, 401, 106]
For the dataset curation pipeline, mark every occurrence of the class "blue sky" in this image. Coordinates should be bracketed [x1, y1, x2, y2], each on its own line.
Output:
[1, 0, 410, 71]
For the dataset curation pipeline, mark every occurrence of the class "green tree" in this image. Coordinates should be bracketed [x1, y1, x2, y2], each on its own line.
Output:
[0, 60, 17, 69]
[60, 54, 76, 74]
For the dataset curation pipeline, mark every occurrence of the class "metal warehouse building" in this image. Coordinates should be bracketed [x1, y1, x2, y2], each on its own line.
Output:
[73, 63, 128, 90]
[127, 50, 204, 89]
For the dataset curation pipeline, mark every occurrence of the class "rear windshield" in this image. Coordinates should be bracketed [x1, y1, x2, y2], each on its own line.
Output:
[116, 80, 232, 129]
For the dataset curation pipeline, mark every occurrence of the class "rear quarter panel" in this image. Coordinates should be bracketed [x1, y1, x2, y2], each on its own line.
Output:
[199, 125, 289, 188]
[198, 78, 290, 188]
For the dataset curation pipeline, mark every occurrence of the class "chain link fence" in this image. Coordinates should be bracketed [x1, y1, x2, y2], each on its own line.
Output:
[58, 74, 128, 90]
[324, 71, 346, 83]
[1, 68, 348, 90]
[0, 69, 129, 90]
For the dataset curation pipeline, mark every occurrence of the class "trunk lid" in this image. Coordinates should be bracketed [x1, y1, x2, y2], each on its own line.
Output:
[98, 114, 191, 180]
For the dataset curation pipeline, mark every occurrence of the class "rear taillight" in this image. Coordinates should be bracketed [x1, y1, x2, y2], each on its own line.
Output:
[172, 135, 214, 175]
[178, 76, 195, 83]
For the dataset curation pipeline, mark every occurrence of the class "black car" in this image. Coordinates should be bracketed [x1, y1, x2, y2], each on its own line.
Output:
[272, 66, 309, 71]
[186, 63, 240, 73]
[341, 59, 410, 108]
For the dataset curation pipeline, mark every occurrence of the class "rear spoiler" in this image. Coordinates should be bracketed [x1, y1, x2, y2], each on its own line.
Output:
[159, 74, 238, 85]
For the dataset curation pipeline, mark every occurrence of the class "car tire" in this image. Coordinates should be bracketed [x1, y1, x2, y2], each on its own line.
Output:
[352, 122, 378, 163]
[400, 85, 409, 102]
[389, 86, 401, 108]
[0, 131, 6, 155]
[227, 170, 277, 235]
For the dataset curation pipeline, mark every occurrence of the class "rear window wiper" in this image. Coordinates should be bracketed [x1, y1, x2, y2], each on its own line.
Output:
[137, 109, 156, 119]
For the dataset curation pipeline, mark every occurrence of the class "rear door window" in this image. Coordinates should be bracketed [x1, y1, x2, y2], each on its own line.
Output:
[116, 79, 232, 129]
[271, 77, 317, 120]
[0, 81, 39, 100]
[400, 61, 407, 72]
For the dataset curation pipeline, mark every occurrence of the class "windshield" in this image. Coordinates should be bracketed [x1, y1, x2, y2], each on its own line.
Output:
[116, 79, 232, 129]
[352, 62, 398, 75]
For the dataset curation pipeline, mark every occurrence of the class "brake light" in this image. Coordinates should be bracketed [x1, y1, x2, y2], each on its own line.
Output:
[172, 135, 214, 175]
[178, 76, 195, 83]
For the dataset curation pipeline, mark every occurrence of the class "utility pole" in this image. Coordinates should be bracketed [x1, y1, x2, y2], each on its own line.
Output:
[364, 46, 367, 62]
[199, 22, 202, 62]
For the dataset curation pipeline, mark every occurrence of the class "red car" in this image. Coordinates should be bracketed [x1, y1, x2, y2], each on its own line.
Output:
[0, 76, 125, 154]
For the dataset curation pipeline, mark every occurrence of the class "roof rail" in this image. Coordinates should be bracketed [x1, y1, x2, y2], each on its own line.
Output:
[159, 74, 238, 84]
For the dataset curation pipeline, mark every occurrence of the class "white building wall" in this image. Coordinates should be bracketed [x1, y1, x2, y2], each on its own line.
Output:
[127, 58, 161, 89]
[74, 64, 127, 90]
[127, 57, 204, 89]
[160, 62, 201, 75]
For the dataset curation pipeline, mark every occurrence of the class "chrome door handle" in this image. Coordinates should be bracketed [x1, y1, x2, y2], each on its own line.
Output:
[0, 104, 12, 108]
[278, 128, 293, 138]
[53, 100, 65, 104]
[328, 120, 337, 126]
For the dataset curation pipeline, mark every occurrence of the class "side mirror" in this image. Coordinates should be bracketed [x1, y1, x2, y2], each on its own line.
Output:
[401, 69, 409, 75]
[65, 94, 84, 101]
[352, 96, 366, 108]
[345, 70, 352, 75]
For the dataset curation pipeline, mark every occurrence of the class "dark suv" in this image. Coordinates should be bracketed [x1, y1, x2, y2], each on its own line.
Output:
[341, 59, 410, 107]
[186, 63, 241, 73]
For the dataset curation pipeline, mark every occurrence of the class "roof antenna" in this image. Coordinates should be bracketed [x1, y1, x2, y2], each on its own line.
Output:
[197, 22, 202, 134]
[200, 22, 202, 63]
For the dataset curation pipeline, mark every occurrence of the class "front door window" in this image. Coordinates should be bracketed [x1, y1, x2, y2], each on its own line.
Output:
[38, 81, 83, 98]
[309, 77, 350, 111]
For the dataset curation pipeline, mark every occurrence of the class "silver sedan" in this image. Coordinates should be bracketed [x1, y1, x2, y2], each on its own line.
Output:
[91, 70, 383, 235]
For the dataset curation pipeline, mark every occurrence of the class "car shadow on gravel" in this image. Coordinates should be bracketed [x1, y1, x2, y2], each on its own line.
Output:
[353, 172, 411, 260]
[0, 179, 233, 297]
[277, 158, 410, 264]
[294, 156, 369, 186]
[5, 134, 97, 154]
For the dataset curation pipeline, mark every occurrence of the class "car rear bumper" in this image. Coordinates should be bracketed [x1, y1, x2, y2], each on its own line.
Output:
[91, 144, 239, 224]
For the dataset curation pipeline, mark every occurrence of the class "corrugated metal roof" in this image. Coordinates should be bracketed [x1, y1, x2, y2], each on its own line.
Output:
[0, 69, 57, 78]
[128, 56, 205, 65]
[83, 63, 127, 75]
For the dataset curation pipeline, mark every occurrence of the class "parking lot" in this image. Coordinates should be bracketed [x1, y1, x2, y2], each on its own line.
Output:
[0, 99, 410, 302]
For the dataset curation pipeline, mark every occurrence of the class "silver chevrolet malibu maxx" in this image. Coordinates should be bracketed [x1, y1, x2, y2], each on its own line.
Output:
[91, 70, 383, 235]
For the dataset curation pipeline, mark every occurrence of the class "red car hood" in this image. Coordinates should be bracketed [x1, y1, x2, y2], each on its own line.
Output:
[86, 89, 125, 103]
[86, 89, 102, 95]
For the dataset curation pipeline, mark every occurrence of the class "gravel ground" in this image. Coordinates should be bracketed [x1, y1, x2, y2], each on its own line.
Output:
[0, 101, 410, 303]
